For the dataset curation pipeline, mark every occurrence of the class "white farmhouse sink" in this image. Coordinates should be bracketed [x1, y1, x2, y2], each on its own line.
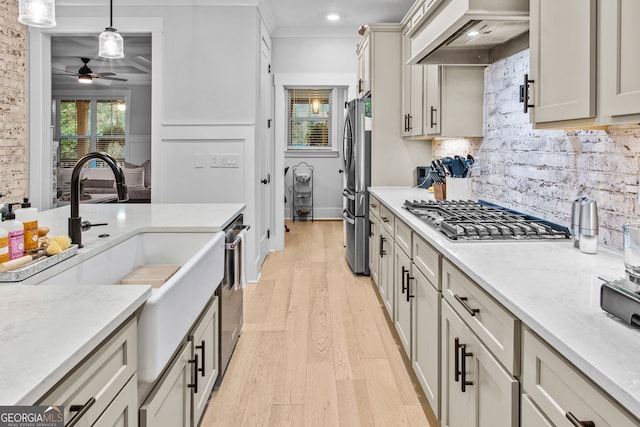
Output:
[39, 232, 225, 383]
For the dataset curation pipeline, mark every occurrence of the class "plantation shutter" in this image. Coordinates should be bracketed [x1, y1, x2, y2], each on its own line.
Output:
[287, 88, 333, 148]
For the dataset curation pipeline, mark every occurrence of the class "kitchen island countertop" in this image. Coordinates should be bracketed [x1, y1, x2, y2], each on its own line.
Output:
[0, 202, 245, 405]
[369, 186, 640, 420]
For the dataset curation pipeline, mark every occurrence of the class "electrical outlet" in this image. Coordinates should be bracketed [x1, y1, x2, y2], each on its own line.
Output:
[220, 154, 240, 168]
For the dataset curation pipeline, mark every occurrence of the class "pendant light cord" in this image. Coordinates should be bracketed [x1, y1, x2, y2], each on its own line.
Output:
[109, 0, 113, 28]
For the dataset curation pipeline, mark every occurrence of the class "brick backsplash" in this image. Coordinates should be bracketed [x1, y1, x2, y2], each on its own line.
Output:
[434, 49, 640, 250]
[0, 0, 28, 205]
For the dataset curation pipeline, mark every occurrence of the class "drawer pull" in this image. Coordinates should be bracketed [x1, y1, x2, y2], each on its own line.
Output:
[67, 397, 96, 427]
[196, 340, 205, 376]
[381, 216, 389, 223]
[406, 276, 414, 302]
[188, 354, 199, 394]
[454, 294, 480, 317]
[460, 343, 473, 393]
[454, 337, 461, 382]
[401, 266, 408, 294]
[566, 412, 595, 427]
[371, 203, 377, 208]
[380, 235, 386, 257]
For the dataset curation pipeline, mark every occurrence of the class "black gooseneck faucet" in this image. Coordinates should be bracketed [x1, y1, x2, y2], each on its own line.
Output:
[69, 152, 128, 248]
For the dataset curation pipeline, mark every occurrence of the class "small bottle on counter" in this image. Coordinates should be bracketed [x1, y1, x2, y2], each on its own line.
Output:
[4, 205, 24, 260]
[0, 226, 8, 263]
[16, 197, 38, 252]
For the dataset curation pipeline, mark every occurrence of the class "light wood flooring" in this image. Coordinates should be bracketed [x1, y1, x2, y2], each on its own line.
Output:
[201, 220, 438, 427]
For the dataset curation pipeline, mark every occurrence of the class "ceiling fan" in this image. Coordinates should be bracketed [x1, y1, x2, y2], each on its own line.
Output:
[54, 57, 128, 84]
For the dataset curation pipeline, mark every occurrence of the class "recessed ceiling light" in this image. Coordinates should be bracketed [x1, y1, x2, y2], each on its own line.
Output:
[327, 14, 340, 21]
[467, 31, 480, 37]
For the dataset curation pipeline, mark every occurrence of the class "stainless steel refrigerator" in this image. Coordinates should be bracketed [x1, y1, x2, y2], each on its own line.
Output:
[342, 98, 371, 275]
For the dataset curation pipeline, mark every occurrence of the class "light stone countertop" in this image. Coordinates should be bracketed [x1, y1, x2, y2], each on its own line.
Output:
[0, 202, 245, 405]
[369, 186, 640, 420]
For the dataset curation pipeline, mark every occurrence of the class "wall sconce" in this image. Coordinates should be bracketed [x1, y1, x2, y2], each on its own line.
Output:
[98, 0, 124, 59]
[18, 0, 56, 28]
[312, 98, 320, 114]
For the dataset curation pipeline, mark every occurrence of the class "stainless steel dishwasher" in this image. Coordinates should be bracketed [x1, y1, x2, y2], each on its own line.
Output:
[215, 214, 248, 388]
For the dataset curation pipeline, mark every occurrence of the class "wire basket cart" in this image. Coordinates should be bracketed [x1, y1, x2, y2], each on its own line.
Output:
[292, 162, 313, 222]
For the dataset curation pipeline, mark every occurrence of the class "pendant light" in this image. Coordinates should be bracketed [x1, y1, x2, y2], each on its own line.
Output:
[18, 0, 56, 28]
[98, 0, 124, 59]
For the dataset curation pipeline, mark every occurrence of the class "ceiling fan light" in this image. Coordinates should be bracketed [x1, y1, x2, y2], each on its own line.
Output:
[18, 0, 56, 28]
[78, 74, 93, 84]
[99, 27, 124, 59]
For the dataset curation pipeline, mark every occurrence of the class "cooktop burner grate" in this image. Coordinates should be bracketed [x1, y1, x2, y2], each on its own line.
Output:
[403, 200, 570, 241]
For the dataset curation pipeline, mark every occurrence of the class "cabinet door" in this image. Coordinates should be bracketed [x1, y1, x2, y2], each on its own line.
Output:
[411, 266, 440, 419]
[379, 227, 394, 319]
[93, 375, 138, 427]
[394, 244, 412, 356]
[601, 0, 640, 117]
[369, 214, 380, 286]
[529, 0, 596, 123]
[409, 65, 424, 137]
[424, 65, 440, 136]
[401, 33, 413, 137]
[521, 394, 552, 427]
[140, 344, 192, 427]
[442, 302, 518, 427]
[357, 35, 371, 96]
[191, 297, 219, 425]
[441, 301, 475, 427]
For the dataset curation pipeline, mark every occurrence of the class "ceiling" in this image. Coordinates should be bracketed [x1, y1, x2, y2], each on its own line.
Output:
[50, 0, 414, 87]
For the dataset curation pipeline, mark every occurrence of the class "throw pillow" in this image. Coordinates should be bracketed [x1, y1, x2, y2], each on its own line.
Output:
[124, 167, 145, 189]
[84, 179, 115, 189]
[125, 159, 151, 188]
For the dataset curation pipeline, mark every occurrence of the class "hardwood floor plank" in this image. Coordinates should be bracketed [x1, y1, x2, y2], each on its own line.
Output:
[307, 287, 333, 363]
[345, 281, 387, 359]
[243, 280, 275, 330]
[362, 358, 410, 427]
[336, 380, 375, 427]
[304, 362, 339, 427]
[268, 404, 305, 427]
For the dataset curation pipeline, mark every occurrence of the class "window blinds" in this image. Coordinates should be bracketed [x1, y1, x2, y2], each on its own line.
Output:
[287, 88, 333, 148]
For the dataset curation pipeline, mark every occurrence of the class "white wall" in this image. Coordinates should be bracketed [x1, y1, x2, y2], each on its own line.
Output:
[273, 36, 359, 220]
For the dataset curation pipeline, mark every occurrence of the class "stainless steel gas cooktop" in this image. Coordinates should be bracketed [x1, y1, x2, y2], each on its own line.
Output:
[403, 200, 571, 241]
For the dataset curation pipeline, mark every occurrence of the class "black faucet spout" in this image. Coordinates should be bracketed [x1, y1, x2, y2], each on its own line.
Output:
[69, 152, 128, 247]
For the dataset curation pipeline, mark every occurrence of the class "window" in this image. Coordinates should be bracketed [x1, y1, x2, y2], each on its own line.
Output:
[287, 88, 333, 149]
[53, 98, 126, 168]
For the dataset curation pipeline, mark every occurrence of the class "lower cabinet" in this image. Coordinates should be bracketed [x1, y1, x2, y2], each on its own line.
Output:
[37, 317, 138, 427]
[441, 301, 519, 427]
[369, 213, 380, 286]
[379, 227, 395, 318]
[94, 374, 139, 427]
[411, 266, 440, 419]
[394, 243, 412, 355]
[521, 394, 552, 427]
[140, 295, 219, 427]
[522, 327, 638, 427]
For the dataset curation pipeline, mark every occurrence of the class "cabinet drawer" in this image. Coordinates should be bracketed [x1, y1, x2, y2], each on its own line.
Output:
[38, 317, 137, 426]
[379, 204, 395, 236]
[522, 328, 639, 427]
[442, 259, 520, 375]
[412, 234, 440, 290]
[521, 394, 552, 427]
[394, 218, 412, 258]
[369, 195, 381, 219]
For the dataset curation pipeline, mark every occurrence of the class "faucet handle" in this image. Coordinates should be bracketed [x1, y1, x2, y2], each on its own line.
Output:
[81, 221, 108, 232]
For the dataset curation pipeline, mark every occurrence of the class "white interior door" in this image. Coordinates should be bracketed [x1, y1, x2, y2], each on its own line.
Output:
[257, 27, 273, 266]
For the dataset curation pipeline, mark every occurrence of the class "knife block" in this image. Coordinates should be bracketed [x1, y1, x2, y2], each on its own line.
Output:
[433, 183, 446, 201]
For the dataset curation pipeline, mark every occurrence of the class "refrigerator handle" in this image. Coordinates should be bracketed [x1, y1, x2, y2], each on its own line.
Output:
[342, 188, 356, 200]
[341, 209, 356, 225]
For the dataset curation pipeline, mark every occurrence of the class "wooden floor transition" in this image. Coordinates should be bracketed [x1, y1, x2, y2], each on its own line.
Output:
[201, 220, 438, 427]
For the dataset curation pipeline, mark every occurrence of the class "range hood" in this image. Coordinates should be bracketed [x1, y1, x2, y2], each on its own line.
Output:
[407, 0, 529, 65]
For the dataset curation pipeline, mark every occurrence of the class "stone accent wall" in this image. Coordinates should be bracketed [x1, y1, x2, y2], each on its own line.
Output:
[435, 49, 640, 250]
[0, 0, 28, 204]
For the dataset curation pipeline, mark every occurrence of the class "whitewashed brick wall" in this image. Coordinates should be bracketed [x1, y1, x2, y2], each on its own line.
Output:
[0, 0, 28, 204]
[435, 49, 640, 250]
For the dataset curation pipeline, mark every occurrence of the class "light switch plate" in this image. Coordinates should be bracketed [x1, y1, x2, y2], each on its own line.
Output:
[194, 154, 205, 168]
[210, 153, 221, 168]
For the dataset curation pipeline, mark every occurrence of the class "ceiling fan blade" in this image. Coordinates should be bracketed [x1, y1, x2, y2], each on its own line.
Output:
[91, 72, 116, 77]
[100, 76, 128, 82]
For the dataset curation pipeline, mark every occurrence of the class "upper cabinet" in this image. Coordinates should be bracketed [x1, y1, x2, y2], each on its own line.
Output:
[401, 1, 485, 139]
[528, 0, 597, 124]
[528, 0, 640, 128]
[357, 34, 371, 97]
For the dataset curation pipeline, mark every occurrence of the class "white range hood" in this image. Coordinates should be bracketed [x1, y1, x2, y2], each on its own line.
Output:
[407, 0, 530, 65]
